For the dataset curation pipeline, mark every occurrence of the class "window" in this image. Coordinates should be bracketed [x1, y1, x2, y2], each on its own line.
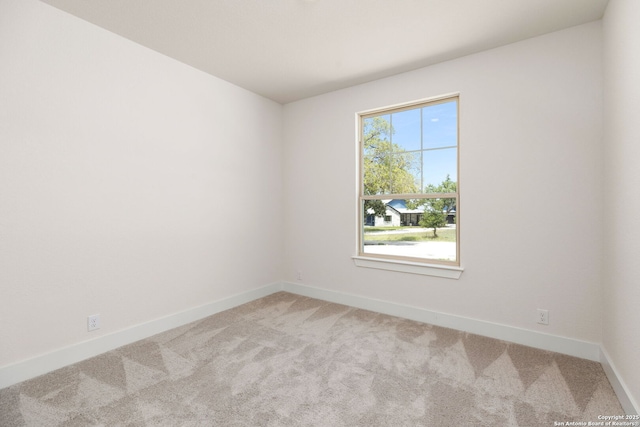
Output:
[358, 95, 459, 267]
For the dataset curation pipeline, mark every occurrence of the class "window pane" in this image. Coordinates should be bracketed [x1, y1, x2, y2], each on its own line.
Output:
[362, 198, 457, 262]
[364, 150, 420, 196]
[364, 153, 392, 195]
[363, 115, 391, 157]
[389, 152, 420, 194]
[391, 108, 421, 152]
[423, 148, 456, 192]
[422, 100, 457, 149]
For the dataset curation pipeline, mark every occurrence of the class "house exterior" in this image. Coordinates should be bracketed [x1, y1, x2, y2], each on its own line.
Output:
[365, 200, 456, 227]
[364, 202, 401, 226]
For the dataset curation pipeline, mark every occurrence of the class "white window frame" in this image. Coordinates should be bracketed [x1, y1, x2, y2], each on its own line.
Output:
[354, 94, 463, 278]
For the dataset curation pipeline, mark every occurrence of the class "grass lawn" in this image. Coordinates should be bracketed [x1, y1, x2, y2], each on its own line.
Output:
[363, 226, 404, 232]
[363, 227, 456, 242]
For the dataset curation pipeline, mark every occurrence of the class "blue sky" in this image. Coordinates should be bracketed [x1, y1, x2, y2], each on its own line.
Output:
[370, 100, 457, 191]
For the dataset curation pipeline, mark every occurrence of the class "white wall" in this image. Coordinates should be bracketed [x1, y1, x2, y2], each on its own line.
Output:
[602, 0, 640, 411]
[283, 23, 603, 343]
[0, 0, 283, 367]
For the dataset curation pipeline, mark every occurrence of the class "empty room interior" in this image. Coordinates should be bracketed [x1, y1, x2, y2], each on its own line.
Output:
[1, 0, 639, 425]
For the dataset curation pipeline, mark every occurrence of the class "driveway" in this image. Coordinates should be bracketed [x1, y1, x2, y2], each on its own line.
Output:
[363, 240, 456, 261]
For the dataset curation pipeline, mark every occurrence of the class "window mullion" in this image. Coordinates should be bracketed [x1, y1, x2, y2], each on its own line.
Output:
[420, 106, 424, 194]
[361, 192, 456, 200]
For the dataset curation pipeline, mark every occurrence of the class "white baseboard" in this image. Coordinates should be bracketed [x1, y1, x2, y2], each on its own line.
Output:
[600, 347, 639, 415]
[281, 281, 601, 360]
[0, 282, 283, 389]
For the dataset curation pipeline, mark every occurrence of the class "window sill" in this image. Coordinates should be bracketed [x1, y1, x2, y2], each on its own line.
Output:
[352, 256, 464, 279]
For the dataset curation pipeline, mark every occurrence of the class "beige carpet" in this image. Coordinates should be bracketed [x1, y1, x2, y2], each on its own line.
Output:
[0, 292, 624, 426]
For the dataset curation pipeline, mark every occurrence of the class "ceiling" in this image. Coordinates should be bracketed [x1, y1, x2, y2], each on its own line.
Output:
[40, 0, 609, 104]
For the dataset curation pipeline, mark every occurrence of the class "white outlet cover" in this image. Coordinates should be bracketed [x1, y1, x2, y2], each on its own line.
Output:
[537, 309, 549, 325]
[88, 314, 101, 331]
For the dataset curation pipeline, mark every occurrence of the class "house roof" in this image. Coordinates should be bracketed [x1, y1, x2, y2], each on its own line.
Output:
[386, 199, 456, 215]
[386, 199, 424, 215]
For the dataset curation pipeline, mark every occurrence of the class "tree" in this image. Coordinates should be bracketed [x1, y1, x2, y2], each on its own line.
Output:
[363, 117, 418, 218]
[419, 200, 448, 237]
[425, 174, 457, 195]
[418, 175, 457, 237]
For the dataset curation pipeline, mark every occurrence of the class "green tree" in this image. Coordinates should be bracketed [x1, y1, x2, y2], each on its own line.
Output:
[425, 174, 457, 195]
[419, 200, 448, 237]
[363, 117, 418, 218]
[418, 175, 457, 237]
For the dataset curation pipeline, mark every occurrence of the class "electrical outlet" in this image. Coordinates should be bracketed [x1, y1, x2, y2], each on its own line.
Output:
[296, 270, 303, 281]
[88, 314, 101, 331]
[537, 309, 549, 325]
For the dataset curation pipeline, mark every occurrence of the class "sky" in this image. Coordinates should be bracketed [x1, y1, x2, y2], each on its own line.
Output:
[367, 99, 458, 192]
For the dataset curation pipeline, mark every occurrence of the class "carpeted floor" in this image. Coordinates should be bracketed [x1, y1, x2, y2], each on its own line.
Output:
[0, 292, 624, 426]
